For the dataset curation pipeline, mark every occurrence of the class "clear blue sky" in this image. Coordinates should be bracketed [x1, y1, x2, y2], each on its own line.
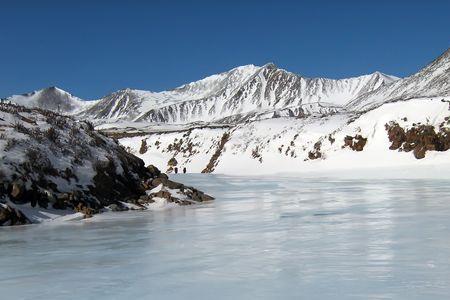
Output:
[1, 0, 449, 99]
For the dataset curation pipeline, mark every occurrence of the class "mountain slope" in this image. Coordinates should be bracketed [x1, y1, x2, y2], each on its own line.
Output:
[79, 65, 260, 122]
[347, 49, 450, 111]
[118, 96, 450, 175]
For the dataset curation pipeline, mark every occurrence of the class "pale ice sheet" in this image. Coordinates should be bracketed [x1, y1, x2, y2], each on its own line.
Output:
[1, 174, 450, 299]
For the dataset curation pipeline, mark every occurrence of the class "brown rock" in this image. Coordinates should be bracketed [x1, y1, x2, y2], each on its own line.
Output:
[413, 145, 426, 159]
[146, 164, 162, 178]
[168, 157, 178, 167]
[10, 180, 24, 199]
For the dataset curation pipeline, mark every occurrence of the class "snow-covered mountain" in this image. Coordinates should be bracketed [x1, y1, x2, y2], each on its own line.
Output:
[106, 48, 450, 175]
[4, 86, 96, 114]
[80, 64, 397, 124]
[4, 64, 398, 124]
[347, 48, 450, 111]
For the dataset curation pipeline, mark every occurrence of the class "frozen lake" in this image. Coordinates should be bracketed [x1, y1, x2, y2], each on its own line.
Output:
[1, 175, 450, 299]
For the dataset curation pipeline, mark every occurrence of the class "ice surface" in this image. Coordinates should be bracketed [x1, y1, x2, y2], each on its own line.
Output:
[1, 174, 450, 299]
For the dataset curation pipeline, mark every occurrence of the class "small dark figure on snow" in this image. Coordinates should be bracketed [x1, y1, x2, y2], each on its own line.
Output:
[183, 167, 186, 174]
[174, 167, 178, 174]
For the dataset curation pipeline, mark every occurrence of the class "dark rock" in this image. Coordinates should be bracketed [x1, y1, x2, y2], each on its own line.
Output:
[413, 145, 426, 159]
[139, 139, 148, 154]
[353, 135, 367, 151]
[168, 157, 178, 167]
[147, 164, 162, 178]
[308, 141, 322, 160]
[385, 121, 450, 159]
[0, 205, 30, 226]
[109, 202, 129, 212]
[150, 190, 172, 200]
[10, 180, 24, 199]
[158, 173, 169, 180]
[74, 203, 98, 218]
[343, 135, 367, 151]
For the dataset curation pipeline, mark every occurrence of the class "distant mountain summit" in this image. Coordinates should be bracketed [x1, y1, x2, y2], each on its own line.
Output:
[347, 48, 450, 111]
[5, 47, 450, 125]
[5, 86, 96, 114]
[79, 64, 398, 124]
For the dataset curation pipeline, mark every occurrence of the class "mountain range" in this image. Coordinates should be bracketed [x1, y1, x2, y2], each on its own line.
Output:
[3, 47, 450, 175]
[5, 64, 401, 124]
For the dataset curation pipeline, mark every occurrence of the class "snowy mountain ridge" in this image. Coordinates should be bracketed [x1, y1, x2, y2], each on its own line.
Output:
[5, 64, 399, 124]
[347, 48, 450, 111]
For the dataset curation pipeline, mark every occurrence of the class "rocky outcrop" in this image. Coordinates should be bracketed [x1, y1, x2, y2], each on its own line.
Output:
[136, 173, 214, 207]
[202, 132, 230, 173]
[308, 141, 323, 160]
[168, 157, 178, 167]
[0, 203, 30, 226]
[343, 135, 367, 151]
[386, 121, 450, 159]
[0, 104, 214, 226]
[139, 139, 148, 154]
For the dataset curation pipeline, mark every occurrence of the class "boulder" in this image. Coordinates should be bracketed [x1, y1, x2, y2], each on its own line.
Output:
[343, 135, 367, 151]
[413, 145, 426, 159]
[147, 164, 161, 178]
[168, 157, 178, 167]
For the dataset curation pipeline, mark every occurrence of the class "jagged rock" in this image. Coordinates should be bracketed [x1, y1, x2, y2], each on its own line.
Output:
[386, 123, 406, 150]
[344, 136, 353, 147]
[202, 132, 230, 173]
[343, 135, 367, 151]
[139, 139, 148, 154]
[353, 135, 367, 151]
[308, 141, 322, 160]
[150, 177, 184, 190]
[413, 145, 426, 159]
[74, 203, 98, 218]
[0, 204, 30, 226]
[385, 121, 450, 159]
[168, 157, 178, 166]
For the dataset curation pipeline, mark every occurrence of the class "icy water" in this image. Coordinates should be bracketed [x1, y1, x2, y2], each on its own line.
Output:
[1, 175, 450, 299]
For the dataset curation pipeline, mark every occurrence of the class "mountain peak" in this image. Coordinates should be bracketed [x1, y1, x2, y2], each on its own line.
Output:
[41, 86, 70, 95]
[262, 62, 277, 70]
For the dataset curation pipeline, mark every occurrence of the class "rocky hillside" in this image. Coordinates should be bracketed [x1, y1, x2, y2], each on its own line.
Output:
[0, 103, 213, 226]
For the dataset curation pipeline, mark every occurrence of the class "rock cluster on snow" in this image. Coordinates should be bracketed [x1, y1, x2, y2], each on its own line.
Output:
[343, 135, 367, 151]
[386, 121, 450, 159]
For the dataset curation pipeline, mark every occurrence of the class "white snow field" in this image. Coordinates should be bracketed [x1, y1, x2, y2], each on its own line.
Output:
[1, 174, 450, 299]
[120, 97, 450, 176]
